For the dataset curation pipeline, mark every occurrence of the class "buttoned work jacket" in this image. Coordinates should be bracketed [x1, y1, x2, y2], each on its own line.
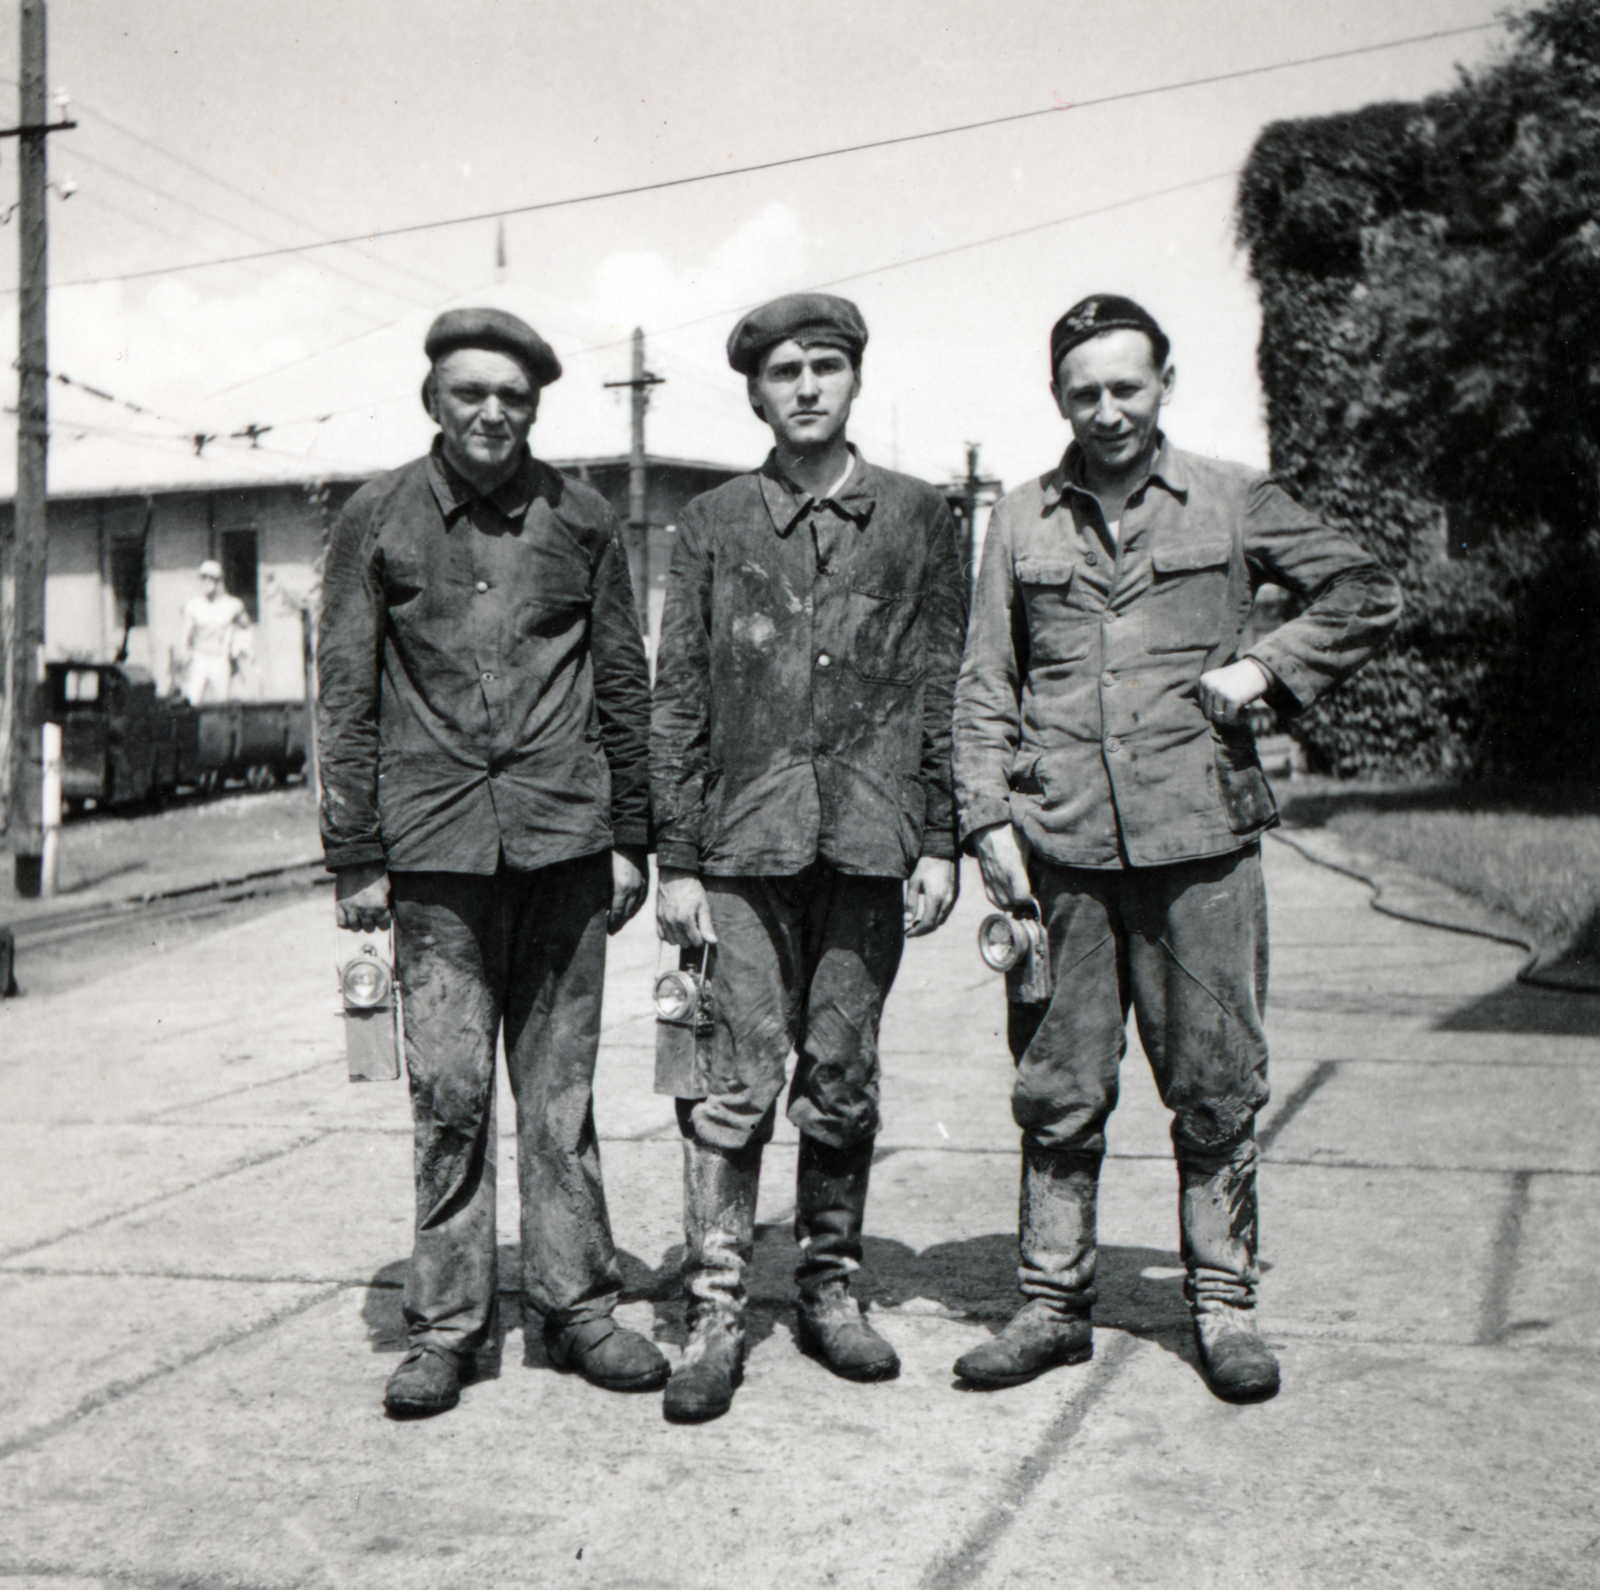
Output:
[953, 439, 1402, 869]
[652, 451, 968, 879]
[318, 442, 651, 876]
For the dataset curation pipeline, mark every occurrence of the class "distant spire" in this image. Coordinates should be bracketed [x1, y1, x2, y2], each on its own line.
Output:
[495, 220, 507, 277]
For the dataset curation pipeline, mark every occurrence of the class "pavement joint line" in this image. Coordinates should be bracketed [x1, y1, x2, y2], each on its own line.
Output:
[1257, 1058, 1339, 1154]
[0, 1129, 338, 1265]
[919, 1331, 1143, 1590]
[0, 1564, 294, 1590]
[1476, 1168, 1535, 1347]
[0, 1281, 349, 1466]
[141, 1057, 343, 1118]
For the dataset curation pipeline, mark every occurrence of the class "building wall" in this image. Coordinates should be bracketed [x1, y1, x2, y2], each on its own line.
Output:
[14, 461, 738, 699]
[5, 479, 359, 702]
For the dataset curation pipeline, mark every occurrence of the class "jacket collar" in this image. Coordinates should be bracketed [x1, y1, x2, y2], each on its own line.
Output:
[758, 446, 877, 537]
[426, 438, 549, 523]
[1042, 434, 1190, 512]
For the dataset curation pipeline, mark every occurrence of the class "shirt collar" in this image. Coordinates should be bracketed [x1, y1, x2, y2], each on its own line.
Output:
[427, 437, 547, 523]
[758, 445, 877, 537]
[1042, 434, 1189, 512]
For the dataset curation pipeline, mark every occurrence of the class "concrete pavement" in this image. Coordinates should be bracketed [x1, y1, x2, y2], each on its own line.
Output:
[1, 836, 1596, 1589]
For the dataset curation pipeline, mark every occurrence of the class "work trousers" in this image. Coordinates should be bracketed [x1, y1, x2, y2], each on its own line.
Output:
[1010, 845, 1270, 1159]
[390, 853, 623, 1356]
[674, 861, 905, 1152]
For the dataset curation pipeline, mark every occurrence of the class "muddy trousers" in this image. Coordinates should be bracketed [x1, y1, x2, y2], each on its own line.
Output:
[391, 855, 624, 1357]
[1009, 847, 1270, 1314]
[674, 1110, 881, 1316]
[671, 864, 905, 1153]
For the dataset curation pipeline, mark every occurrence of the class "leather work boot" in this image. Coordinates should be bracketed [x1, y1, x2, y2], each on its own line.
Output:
[383, 1342, 463, 1418]
[1179, 1135, 1280, 1402]
[794, 1134, 899, 1382]
[547, 1316, 670, 1392]
[664, 1136, 761, 1423]
[953, 1298, 1092, 1387]
[954, 1148, 1100, 1387]
[1193, 1305, 1280, 1401]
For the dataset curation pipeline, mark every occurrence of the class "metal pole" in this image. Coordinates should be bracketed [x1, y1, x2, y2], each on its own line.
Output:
[8, 1, 50, 898]
[39, 717, 59, 895]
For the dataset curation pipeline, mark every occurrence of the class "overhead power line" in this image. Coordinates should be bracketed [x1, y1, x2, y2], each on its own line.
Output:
[572, 171, 1238, 360]
[214, 167, 1242, 430]
[39, 21, 1497, 292]
[67, 146, 426, 315]
[69, 97, 453, 298]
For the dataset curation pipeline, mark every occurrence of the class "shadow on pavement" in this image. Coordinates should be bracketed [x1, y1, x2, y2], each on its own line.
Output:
[1436, 979, 1600, 1036]
[361, 1235, 1200, 1375]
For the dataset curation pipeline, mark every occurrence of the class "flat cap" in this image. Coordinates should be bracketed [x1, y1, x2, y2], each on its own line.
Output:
[424, 307, 562, 387]
[1050, 294, 1169, 373]
[727, 292, 868, 376]
[197, 559, 223, 579]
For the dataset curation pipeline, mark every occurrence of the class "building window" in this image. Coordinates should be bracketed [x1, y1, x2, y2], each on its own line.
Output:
[220, 528, 259, 620]
[109, 536, 148, 628]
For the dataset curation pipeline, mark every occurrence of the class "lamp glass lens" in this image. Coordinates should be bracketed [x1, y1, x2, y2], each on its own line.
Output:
[343, 958, 389, 1007]
[654, 972, 695, 1021]
[979, 916, 1023, 970]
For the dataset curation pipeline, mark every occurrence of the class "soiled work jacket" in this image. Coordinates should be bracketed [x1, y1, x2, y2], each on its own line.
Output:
[652, 451, 967, 879]
[953, 439, 1402, 869]
[318, 441, 651, 875]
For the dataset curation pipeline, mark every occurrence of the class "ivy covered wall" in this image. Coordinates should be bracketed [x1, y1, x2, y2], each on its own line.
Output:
[1238, 1, 1600, 778]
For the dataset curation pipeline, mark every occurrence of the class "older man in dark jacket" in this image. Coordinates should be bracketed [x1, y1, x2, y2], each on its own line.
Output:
[952, 295, 1402, 1402]
[319, 307, 668, 1418]
[651, 293, 968, 1421]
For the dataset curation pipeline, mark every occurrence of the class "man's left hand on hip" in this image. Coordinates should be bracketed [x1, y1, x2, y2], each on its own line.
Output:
[1196, 658, 1272, 726]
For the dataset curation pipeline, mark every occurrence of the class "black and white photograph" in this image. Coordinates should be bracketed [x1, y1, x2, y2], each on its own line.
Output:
[1, 2, 1596, 1585]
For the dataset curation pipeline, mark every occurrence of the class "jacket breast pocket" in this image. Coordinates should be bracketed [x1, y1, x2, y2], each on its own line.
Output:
[848, 586, 924, 685]
[1015, 557, 1092, 664]
[1143, 539, 1232, 654]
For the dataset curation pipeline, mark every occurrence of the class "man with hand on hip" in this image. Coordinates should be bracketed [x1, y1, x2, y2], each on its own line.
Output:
[952, 295, 1400, 1401]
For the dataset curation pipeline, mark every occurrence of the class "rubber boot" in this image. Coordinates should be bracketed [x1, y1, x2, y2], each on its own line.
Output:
[1179, 1134, 1280, 1402]
[663, 1137, 761, 1423]
[794, 1135, 900, 1381]
[954, 1149, 1098, 1387]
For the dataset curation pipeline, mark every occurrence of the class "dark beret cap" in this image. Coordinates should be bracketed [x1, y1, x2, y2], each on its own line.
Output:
[727, 292, 868, 375]
[1050, 294, 1169, 374]
[424, 307, 562, 387]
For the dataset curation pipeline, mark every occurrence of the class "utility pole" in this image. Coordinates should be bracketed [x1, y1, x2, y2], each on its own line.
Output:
[950, 443, 1002, 586]
[3, 1, 74, 897]
[603, 328, 664, 636]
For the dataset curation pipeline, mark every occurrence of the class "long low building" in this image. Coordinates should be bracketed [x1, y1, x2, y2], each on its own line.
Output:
[0, 455, 745, 702]
[3, 453, 996, 703]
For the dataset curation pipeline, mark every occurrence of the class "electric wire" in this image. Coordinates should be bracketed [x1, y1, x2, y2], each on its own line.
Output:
[68, 96, 455, 298]
[65, 147, 426, 316]
[33, 21, 1496, 292]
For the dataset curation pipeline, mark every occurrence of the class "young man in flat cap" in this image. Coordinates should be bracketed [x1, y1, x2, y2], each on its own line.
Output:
[319, 307, 668, 1417]
[651, 291, 968, 1421]
[952, 295, 1401, 1401]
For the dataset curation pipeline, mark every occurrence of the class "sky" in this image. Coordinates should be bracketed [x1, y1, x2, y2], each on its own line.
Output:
[0, 0, 1510, 499]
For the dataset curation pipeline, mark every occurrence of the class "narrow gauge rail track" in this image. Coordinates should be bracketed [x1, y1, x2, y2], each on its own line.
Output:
[3, 862, 330, 994]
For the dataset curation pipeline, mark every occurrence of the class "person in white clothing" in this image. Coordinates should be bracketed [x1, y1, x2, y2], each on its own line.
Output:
[180, 559, 251, 704]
